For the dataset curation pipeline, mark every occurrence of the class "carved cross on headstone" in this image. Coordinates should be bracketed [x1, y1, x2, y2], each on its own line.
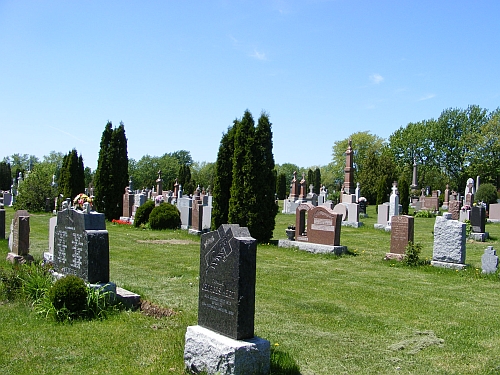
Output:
[391, 181, 398, 196]
[309, 184, 314, 194]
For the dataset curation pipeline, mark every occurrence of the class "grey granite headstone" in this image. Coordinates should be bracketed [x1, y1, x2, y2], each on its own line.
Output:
[9, 210, 30, 255]
[431, 213, 466, 269]
[198, 224, 257, 340]
[54, 207, 109, 283]
[489, 203, 500, 221]
[481, 246, 498, 274]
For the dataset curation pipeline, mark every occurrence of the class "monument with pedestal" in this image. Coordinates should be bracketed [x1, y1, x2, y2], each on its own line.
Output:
[184, 224, 270, 375]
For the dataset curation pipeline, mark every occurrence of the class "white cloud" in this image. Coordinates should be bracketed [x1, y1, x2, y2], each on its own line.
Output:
[369, 74, 384, 84]
[418, 94, 436, 101]
[250, 49, 266, 61]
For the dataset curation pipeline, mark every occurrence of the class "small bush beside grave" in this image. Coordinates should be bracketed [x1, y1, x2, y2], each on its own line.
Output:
[134, 200, 155, 228]
[149, 202, 181, 230]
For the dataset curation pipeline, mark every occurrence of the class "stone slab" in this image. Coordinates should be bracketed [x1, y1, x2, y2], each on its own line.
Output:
[390, 215, 414, 255]
[116, 286, 141, 309]
[430, 260, 467, 270]
[184, 325, 270, 375]
[482, 246, 498, 274]
[432, 213, 466, 265]
[278, 239, 347, 255]
[6, 252, 34, 264]
[469, 232, 489, 242]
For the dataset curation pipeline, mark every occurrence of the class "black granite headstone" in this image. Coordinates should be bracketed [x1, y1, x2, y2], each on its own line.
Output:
[54, 208, 109, 283]
[358, 200, 367, 214]
[198, 224, 257, 340]
[0, 208, 5, 239]
[471, 206, 486, 233]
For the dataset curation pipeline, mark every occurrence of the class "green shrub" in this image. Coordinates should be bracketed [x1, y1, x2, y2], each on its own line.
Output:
[414, 209, 435, 218]
[403, 241, 422, 267]
[0, 265, 23, 301]
[134, 200, 155, 227]
[475, 183, 498, 205]
[464, 219, 472, 237]
[49, 275, 87, 320]
[149, 202, 181, 230]
[19, 262, 53, 303]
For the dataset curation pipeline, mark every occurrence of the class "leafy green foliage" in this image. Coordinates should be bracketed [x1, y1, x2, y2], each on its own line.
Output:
[277, 172, 287, 200]
[464, 219, 472, 237]
[403, 241, 422, 266]
[475, 183, 498, 205]
[149, 202, 181, 230]
[0, 161, 12, 190]
[14, 162, 58, 212]
[49, 275, 88, 320]
[58, 149, 85, 201]
[133, 200, 155, 227]
[414, 209, 435, 218]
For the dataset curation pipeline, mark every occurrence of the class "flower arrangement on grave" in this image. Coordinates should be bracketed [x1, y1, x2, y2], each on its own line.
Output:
[461, 205, 471, 212]
[112, 219, 131, 225]
[155, 195, 164, 205]
[73, 193, 92, 210]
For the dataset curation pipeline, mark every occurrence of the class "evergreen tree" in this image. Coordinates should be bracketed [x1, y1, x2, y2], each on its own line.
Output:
[277, 173, 287, 200]
[228, 111, 255, 226]
[399, 176, 410, 214]
[94, 121, 128, 220]
[314, 168, 321, 194]
[211, 123, 236, 229]
[376, 175, 388, 206]
[249, 112, 277, 242]
[307, 169, 314, 191]
[0, 161, 12, 191]
[58, 149, 85, 201]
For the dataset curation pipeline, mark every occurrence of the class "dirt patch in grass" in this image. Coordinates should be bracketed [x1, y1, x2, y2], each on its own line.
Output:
[139, 300, 176, 319]
[137, 239, 197, 245]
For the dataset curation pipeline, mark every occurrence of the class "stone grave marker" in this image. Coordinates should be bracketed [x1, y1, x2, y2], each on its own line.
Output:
[471, 206, 486, 233]
[448, 200, 461, 220]
[332, 203, 347, 222]
[297, 205, 343, 246]
[386, 215, 414, 260]
[7, 210, 33, 263]
[185, 224, 270, 374]
[431, 213, 466, 269]
[481, 246, 498, 274]
[53, 207, 109, 283]
[489, 203, 500, 221]
[43, 216, 58, 263]
[374, 204, 389, 229]
[0, 206, 5, 239]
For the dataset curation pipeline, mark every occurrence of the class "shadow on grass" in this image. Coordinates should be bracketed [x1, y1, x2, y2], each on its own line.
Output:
[270, 348, 301, 375]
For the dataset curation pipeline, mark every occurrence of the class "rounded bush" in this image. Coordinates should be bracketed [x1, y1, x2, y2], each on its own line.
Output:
[475, 183, 498, 205]
[149, 202, 181, 230]
[134, 200, 155, 227]
[49, 275, 87, 314]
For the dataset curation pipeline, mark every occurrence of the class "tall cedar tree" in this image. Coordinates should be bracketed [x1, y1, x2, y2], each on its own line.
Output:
[307, 169, 314, 191]
[228, 111, 255, 226]
[58, 149, 85, 200]
[249, 112, 277, 242]
[212, 123, 236, 229]
[0, 162, 12, 191]
[94, 122, 128, 220]
[314, 168, 321, 194]
[399, 176, 410, 214]
[277, 173, 287, 200]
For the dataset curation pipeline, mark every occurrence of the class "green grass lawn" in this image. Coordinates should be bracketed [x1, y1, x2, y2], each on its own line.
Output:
[2, 204, 500, 374]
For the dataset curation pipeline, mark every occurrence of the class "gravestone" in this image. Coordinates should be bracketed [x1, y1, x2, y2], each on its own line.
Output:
[448, 200, 461, 220]
[388, 183, 399, 223]
[185, 224, 270, 375]
[431, 213, 466, 269]
[481, 246, 498, 274]
[178, 197, 192, 229]
[332, 203, 347, 221]
[53, 207, 109, 283]
[296, 205, 343, 246]
[489, 203, 500, 221]
[0, 206, 4, 239]
[7, 210, 33, 263]
[358, 199, 367, 215]
[374, 204, 389, 229]
[43, 216, 58, 263]
[3, 192, 12, 207]
[470, 206, 486, 233]
[386, 215, 414, 260]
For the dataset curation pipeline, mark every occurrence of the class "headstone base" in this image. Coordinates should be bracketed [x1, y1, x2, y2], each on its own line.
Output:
[278, 239, 347, 255]
[359, 213, 368, 219]
[181, 224, 190, 230]
[384, 253, 405, 261]
[188, 228, 209, 236]
[43, 252, 53, 264]
[430, 261, 466, 270]
[341, 221, 364, 228]
[469, 232, 489, 242]
[184, 325, 270, 375]
[373, 224, 386, 230]
[487, 219, 500, 223]
[116, 286, 141, 309]
[6, 252, 34, 264]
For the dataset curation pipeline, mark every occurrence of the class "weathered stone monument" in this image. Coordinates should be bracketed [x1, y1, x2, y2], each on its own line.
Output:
[431, 213, 466, 269]
[489, 203, 500, 222]
[374, 203, 389, 230]
[448, 200, 461, 220]
[53, 206, 109, 283]
[385, 215, 414, 260]
[184, 224, 270, 375]
[482, 246, 498, 274]
[7, 210, 33, 263]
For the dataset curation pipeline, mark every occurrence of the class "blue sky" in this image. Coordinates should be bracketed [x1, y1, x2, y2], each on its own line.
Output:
[1, 1, 499, 171]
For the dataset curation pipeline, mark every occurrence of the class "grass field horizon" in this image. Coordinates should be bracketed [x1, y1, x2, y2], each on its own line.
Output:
[2, 204, 500, 374]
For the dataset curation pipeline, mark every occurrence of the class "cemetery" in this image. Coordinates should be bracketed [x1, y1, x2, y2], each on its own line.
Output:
[2, 201, 500, 374]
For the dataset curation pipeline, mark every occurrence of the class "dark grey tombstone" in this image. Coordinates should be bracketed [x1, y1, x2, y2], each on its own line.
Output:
[358, 200, 367, 214]
[10, 210, 30, 255]
[0, 208, 5, 239]
[482, 246, 498, 274]
[198, 224, 257, 340]
[471, 206, 486, 233]
[54, 208, 109, 283]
